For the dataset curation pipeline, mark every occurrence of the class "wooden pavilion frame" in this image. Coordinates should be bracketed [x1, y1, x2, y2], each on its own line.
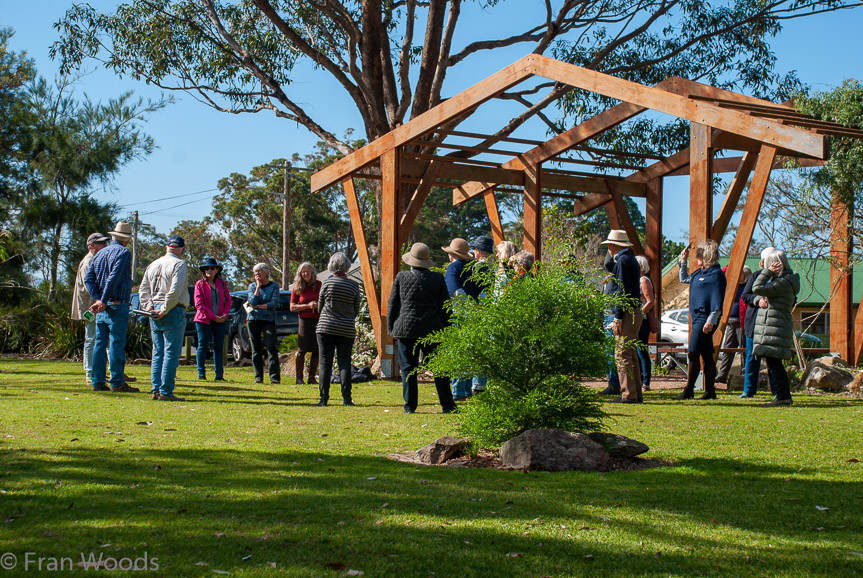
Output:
[311, 54, 863, 374]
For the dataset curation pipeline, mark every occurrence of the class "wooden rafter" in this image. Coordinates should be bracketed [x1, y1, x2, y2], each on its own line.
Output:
[712, 151, 757, 243]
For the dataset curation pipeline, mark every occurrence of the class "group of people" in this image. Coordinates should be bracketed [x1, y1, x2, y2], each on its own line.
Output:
[600, 228, 800, 406]
[73, 221, 800, 410]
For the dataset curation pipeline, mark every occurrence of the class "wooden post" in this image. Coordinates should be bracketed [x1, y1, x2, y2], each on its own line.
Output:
[605, 201, 622, 229]
[343, 178, 383, 360]
[712, 151, 756, 243]
[484, 188, 505, 245]
[713, 145, 777, 355]
[380, 148, 401, 377]
[645, 178, 663, 338]
[690, 123, 713, 269]
[606, 181, 645, 256]
[523, 162, 542, 259]
[829, 196, 853, 360]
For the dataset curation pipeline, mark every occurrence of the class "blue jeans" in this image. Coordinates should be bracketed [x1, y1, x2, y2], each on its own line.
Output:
[398, 338, 454, 412]
[92, 302, 129, 389]
[472, 375, 487, 394]
[196, 321, 227, 378]
[744, 335, 776, 395]
[83, 317, 97, 381]
[317, 333, 354, 402]
[636, 317, 652, 387]
[452, 378, 473, 399]
[150, 307, 186, 396]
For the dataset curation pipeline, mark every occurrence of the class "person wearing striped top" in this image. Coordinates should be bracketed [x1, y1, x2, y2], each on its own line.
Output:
[315, 252, 361, 406]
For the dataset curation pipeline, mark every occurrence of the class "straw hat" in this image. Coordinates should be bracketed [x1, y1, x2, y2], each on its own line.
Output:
[402, 243, 435, 269]
[441, 238, 473, 261]
[600, 229, 633, 247]
[109, 221, 133, 240]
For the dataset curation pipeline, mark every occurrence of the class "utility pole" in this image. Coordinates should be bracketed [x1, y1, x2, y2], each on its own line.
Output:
[131, 211, 139, 284]
[282, 160, 290, 287]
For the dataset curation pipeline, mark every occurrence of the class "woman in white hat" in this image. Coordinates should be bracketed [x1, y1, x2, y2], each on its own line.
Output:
[387, 243, 456, 414]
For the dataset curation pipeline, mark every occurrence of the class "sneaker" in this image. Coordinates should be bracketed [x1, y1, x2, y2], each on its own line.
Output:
[404, 408, 415, 414]
[110, 385, 140, 393]
[254, 378, 263, 384]
[315, 400, 328, 407]
[764, 398, 793, 406]
[598, 386, 621, 396]
[92, 385, 110, 392]
[738, 393, 754, 398]
[643, 384, 651, 391]
[151, 393, 160, 400]
[157, 394, 185, 402]
[271, 379, 280, 385]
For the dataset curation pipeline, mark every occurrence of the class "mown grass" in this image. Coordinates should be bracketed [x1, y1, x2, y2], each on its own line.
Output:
[0, 358, 861, 577]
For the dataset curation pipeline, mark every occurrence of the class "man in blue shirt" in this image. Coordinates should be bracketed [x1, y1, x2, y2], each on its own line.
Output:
[84, 221, 138, 393]
[602, 230, 643, 403]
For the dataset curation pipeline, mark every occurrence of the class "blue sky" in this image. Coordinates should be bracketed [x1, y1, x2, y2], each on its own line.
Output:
[3, 1, 862, 244]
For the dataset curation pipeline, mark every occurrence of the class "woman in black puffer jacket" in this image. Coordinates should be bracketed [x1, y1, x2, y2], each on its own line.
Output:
[753, 249, 800, 406]
[387, 243, 456, 414]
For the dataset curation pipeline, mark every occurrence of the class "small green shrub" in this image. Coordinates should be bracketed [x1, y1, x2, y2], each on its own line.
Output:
[279, 334, 299, 353]
[125, 321, 153, 359]
[36, 313, 83, 359]
[457, 376, 608, 448]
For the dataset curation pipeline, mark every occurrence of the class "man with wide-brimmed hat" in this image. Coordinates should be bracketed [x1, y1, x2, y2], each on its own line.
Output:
[139, 235, 190, 401]
[601, 229, 643, 404]
[84, 221, 138, 393]
[387, 243, 456, 414]
[72, 232, 109, 388]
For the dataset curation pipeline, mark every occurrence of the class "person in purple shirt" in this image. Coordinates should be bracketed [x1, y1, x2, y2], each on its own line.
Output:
[83, 221, 138, 393]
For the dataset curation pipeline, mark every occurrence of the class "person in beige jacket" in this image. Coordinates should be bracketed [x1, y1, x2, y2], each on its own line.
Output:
[72, 233, 110, 387]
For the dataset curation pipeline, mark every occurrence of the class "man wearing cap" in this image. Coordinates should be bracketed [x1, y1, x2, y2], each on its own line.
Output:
[84, 222, 138, 393]
[468, 235, 495, 395]
[72, 232, 109, 388]
[442, 237, 482, 400]
[601, 229, 643, 403]
[139, 235, 190, 401]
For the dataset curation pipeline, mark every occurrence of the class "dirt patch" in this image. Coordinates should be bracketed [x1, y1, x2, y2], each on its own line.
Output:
[387, 448, 673, 472]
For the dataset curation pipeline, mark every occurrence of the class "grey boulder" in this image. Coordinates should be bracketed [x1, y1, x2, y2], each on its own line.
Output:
[587, 432, 649, 458]
[416, 436, 469, 465]
[500, 429, 609, 472]
[802, 361, 853, 392]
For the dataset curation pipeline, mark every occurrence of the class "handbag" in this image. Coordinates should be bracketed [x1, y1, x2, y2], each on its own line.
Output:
[647, 310, 661, 334]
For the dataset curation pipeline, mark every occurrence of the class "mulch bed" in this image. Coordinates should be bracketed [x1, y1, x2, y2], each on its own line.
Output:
[387, 448, 674, 472]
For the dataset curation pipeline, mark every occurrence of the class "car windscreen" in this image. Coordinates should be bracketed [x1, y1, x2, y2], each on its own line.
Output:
[277, 294, 292, 312]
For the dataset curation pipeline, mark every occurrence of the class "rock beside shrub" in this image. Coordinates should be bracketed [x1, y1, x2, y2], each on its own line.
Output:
[500, 429, 610, 472]
[587, 432, 649, 458]
[802, 361, 853, 392]
[416, 436, 469, 464]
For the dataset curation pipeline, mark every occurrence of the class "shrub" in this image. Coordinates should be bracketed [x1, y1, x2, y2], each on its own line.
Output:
[36, 312, 83, 359]
[423, 254, 627, 447]
[279, 334, 299, 353]
[125, 320, 153, 359]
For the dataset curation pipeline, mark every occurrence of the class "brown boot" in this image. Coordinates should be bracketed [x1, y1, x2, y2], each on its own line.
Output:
[295, 352, 305, 385]
[308, 353, 319, 384]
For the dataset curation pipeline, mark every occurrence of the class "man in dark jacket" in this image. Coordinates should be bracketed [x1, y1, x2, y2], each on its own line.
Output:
[388, 243, 456, 414]
[602, 230, 643, 403]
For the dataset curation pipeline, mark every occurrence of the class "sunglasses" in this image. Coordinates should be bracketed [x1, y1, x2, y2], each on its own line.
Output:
[203, 266, 218, 271]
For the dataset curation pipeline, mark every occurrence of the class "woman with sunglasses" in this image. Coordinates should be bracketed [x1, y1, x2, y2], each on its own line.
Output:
[193, 258, 231, 381]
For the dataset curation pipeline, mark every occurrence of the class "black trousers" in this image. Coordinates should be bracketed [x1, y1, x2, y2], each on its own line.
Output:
[248, 320, 280, 382]
[397, 338, 455, 412]
[317, 332, 354, 402]
[764, 356, 792, 400]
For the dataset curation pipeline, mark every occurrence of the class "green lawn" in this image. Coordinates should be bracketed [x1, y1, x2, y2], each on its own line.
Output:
[0, 358, 861, 577]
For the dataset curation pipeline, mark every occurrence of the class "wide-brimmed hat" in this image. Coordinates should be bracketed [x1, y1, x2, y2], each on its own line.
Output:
[441, 238, 473, 261]
[110, 221, 133, 240]
[199, 257, 223, 273]
[600, 229, 633, 247]
[402, 243, 435, 269]
[470, 235, 494, 254]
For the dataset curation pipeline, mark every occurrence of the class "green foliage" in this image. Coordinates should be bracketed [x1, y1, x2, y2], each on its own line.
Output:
[125, 320, 153, 360]
[35, 311, 83, 360]
[456, 376, 608, 448]
[423, 253, 620, 446]
[0, 302, 47, 353]
[278, 334, 299, 354]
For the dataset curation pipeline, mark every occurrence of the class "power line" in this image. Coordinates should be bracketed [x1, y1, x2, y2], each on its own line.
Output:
[117, 187, 219, 208]
[140, 195, 217, 216]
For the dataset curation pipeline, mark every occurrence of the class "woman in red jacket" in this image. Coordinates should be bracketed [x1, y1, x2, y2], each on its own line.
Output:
[289, 262, 321, 384]
[194, 258, 231, 380]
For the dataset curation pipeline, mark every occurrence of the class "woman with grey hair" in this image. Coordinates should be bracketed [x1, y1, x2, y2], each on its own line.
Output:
[677, 239, 726, 400]
[752, 249, 799, 406]
[635, 255, 656, 391]
[315, 252, 361, 406]
[247, 262, 281, 384]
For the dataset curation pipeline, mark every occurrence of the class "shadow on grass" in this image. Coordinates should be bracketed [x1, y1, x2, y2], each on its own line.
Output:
[2, 447, 861, 576]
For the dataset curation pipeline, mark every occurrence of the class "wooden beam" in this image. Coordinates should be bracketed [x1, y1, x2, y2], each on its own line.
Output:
[484, 189, 505, 245]
[311, 57, 534, 193]
[399, 159, 445, 242]
[342, 178, 383, 359]
[690, 123, 714, 267]
[713, 145, 777, 354]
[572, 193, 613, 217]
[529, 55, 828, 159]
[829, 197, 853, 361]
[645, 179, 663, 335]
[605, 201, 622, 229]
[712, 151, 757, 243]
[523, 162, 542, 258]
[380, 148, 401, 375]
[625, 148, 692, 183]
[665, 154, 824, 176]
[606, 180, 644, 256]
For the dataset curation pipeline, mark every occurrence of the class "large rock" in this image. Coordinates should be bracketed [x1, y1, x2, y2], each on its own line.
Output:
[726, 374, 745, 392]
[849, 372, 863, 395]
[802, 361, 853, 392]
[587, 432, 649, 458]
[814, 356, 849, 368]
[416, 436, 469, 465]
[500, 429, 609, 472]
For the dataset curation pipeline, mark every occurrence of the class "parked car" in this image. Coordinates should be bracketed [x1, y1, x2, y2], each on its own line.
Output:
[657, 307, 823, 368]
[228, 290, 300, 360]
[130, 287, 196, 339]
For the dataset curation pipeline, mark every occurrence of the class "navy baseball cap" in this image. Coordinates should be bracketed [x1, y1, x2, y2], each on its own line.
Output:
[167, 235, 185, 248]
